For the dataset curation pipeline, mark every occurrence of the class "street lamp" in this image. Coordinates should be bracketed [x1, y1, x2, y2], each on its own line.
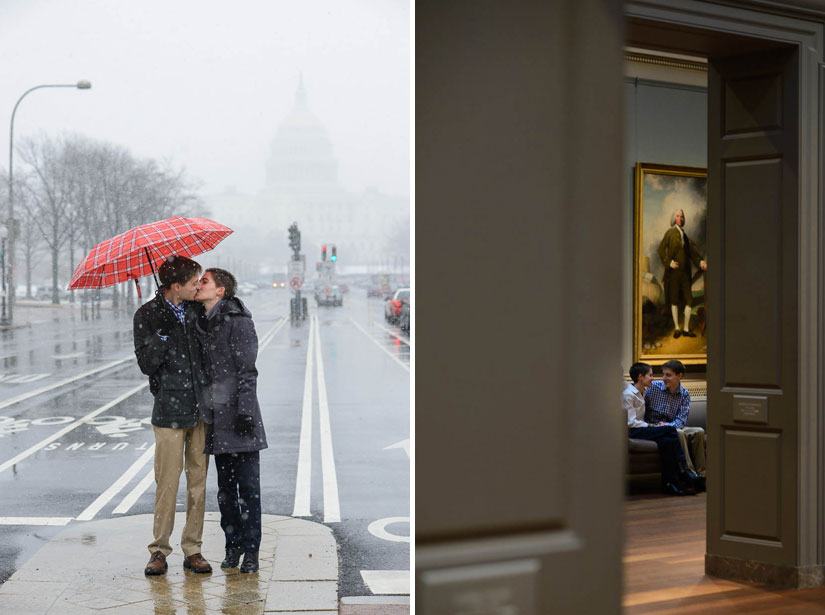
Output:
[0, 222, 7, 327]
[7, 81, 91, 325]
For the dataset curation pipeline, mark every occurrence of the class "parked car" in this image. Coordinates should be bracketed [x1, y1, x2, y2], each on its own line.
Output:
[399, 300, 410, 334]
[385, 288, 410, 323]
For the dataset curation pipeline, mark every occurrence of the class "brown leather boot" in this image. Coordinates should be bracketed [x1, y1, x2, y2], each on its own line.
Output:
[183, 553, 213, 573]
[144, 550, 167, 575]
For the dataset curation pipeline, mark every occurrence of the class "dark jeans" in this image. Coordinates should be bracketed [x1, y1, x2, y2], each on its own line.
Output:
[215, 451, 262, 552]
[628, 425, 686, 485]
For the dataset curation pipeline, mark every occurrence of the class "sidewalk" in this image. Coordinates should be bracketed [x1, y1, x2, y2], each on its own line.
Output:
[0, 512, 339, 614]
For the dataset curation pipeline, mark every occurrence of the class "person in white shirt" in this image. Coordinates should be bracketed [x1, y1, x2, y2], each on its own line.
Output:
[624, 362, 695, 496]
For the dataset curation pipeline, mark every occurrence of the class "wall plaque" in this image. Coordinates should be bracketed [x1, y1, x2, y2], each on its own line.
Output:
[732, 395, 768, 423]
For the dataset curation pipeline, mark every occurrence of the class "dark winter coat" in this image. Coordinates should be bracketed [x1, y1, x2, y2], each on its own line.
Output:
[195, 296, 268, 455]
[133, 290, 212, 429]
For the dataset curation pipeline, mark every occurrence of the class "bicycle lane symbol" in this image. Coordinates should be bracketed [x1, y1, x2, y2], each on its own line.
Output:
[0, 415, 152, 438]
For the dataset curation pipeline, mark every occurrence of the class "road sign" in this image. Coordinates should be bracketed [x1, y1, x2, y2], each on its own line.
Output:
[290, 277, 302, 290]
[288, 258, 304, 278]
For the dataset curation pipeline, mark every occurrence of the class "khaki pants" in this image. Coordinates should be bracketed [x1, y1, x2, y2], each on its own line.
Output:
[677, 426, 706, 477]
[148, 420, 208, 557]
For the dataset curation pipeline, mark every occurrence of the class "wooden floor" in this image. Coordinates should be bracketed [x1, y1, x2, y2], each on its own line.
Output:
[624, 490, 825, 614]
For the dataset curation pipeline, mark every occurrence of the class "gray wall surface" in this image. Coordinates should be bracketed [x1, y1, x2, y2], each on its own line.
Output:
[622, 78, 707, 367]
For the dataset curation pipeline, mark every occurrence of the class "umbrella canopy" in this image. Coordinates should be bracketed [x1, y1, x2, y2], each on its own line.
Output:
[68, 216, 233, 292]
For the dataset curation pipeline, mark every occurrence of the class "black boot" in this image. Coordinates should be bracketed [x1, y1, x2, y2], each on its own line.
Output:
[221, 546, 243, 568]
[240, 551, 259, 573]
[684, 469, 706, 493]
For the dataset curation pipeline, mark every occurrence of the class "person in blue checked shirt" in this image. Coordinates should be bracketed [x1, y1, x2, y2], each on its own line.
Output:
[624, 362, 695, 496]
[644, 359, 707, 489]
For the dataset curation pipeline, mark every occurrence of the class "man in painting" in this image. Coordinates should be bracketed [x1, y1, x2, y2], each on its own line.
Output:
[624, 362, 696, 496]
[658, 208, 707, 338]
[644, 359, 706, 489]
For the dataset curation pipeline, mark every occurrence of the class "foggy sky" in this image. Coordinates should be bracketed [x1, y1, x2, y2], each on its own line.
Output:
[0, 0, 410, 199]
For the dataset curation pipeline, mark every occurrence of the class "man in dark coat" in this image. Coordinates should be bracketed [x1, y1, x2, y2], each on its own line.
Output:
[133, 255, 213, 576]
[658, 208, 707, 338]
[195, 267, 267, 573]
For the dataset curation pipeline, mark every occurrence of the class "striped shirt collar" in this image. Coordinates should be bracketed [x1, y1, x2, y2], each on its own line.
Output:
[165, 297, 186, 326]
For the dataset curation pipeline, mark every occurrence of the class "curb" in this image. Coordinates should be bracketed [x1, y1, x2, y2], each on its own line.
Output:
[0, 512, 338, 613]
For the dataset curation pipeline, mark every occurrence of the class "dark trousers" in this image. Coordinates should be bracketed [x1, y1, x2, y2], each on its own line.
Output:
[629, 426, 685, 485]
[215, 451, 262, 552]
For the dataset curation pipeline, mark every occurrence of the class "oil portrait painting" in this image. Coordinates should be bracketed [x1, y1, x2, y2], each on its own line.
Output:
[634, 163, 707, 365]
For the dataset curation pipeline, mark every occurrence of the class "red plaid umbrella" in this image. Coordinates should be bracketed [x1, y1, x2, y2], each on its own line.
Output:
[68, 216, 233, 298]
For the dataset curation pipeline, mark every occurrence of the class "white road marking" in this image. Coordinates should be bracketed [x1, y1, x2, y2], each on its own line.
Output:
[76, 444, 156, 521]
[0, 373, 51, 384]
[0, 382, 149, 475]
[258, 317, 287, 353]
[315, 315, 341, 523]
[51, 352, 86, 359]
[368, 517, 410, 543]
[374, 323, 411, 346]
[0, 354, 136, 410]
[94, 417, 147, 437]
[385, 439, 410, 459]
[0, 419, 29, 437]
[0, 517, 73, 526]
[30, 416, 74, 426]
[348, 318, 410, 373]
[113, 467, 155, 514]
[360, 570, 411, 595]
[292, 316, 314, 517]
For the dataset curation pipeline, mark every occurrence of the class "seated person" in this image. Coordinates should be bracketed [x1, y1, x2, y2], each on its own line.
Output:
[624, 362, 696, 496]
[644, 359, 707, 489]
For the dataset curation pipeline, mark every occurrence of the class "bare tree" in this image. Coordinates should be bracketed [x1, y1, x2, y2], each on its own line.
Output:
[18, 135, 76, 304]
[16, 133, 207, 307]
[17, 187, 47, 299]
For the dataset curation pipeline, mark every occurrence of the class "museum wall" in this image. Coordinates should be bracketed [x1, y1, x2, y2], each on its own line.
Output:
[622, 73, 707, 372]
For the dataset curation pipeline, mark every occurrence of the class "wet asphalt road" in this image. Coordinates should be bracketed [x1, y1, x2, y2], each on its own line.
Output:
[0, 288, 410, 598]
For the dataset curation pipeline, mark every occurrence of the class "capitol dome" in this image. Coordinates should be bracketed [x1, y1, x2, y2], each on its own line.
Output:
[265, 76, 339, 190]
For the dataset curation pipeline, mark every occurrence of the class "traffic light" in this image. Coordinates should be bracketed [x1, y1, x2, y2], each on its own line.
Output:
[321, 245, 327, 261]
[330, 246, 337, 262]
[288, 223, 301, 252]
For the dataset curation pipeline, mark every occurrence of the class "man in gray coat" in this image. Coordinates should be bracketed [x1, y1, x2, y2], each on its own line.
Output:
[195, 268, 267, 573]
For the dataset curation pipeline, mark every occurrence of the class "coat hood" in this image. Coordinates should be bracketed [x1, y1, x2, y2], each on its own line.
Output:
[214, 296, 252, 319]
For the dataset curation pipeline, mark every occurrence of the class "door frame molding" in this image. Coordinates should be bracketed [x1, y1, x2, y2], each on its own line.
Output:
[625, 0, 825, 582]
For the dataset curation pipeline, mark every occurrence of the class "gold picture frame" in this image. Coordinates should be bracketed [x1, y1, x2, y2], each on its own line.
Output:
[634, 162, 708, 365]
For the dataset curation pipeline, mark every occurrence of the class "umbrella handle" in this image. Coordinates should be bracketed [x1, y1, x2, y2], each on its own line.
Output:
[144, 247, 160, 290]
